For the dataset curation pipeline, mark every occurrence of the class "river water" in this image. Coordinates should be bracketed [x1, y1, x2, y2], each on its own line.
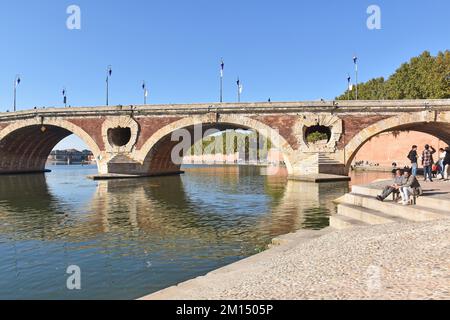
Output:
[0, 165, 391, 300]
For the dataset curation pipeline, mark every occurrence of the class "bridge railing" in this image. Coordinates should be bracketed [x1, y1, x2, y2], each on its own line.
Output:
[1, 99, 450, 120]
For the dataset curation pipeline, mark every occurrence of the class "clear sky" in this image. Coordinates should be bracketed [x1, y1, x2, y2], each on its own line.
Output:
[0, 0, 449, 149]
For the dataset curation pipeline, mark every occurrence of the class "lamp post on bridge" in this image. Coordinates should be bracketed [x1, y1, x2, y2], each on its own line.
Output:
[62, 88, 67, 107]
[220, 59, 224, 103]
[13, 75, 21, 112]
[353, 55, 359, 100]
[236, 77, 243, 103]
[142, 81, 148, 105]
[106, 65, 112, 106]
[347, 74, 352, 100]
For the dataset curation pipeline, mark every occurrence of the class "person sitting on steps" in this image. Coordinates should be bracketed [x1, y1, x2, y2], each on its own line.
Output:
[377, 169, 405, 202]
[399, 170, 422, 206]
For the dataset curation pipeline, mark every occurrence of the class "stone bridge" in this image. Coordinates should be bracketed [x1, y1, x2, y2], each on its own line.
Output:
[0, 99, 449, 177]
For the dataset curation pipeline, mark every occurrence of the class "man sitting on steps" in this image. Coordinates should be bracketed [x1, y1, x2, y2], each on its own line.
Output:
[399, 170, 422, 206]
[376, 169, 405, 202]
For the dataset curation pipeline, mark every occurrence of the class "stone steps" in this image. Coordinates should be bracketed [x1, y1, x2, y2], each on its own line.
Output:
[352, 184, 450, 212]
[329, 215, 370, 230]
[345, 193, 449, 222]
[318, 153, 341, 164]
[337, 203, 406, 225]
[330, 188, 450, 230]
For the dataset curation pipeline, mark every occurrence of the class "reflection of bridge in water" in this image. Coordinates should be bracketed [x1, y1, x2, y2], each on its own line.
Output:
[0, 169, 349, 245]
[0, 168, 352, 299]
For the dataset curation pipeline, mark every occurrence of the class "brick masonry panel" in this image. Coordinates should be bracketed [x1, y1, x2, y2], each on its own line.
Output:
[135, 117, 183, 150]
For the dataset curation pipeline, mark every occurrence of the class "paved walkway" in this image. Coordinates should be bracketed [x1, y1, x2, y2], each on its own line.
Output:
[142, 219, 450, 300]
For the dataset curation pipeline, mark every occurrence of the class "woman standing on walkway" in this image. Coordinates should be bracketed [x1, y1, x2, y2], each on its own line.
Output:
[443, 147, 450, 181]
[438, 148, 447, 179]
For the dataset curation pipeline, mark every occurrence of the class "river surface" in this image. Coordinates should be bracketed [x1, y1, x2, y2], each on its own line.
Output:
[0, 165, 391, 300]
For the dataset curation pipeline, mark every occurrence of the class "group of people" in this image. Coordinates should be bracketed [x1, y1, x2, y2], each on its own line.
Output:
[376, 144, 450, 206]
[407, 144, 450, 182]
[376, 169, 422, 205]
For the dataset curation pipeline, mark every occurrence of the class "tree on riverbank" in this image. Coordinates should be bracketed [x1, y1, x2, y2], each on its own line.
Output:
[336, 50, 450, 100]
[188, 131, 272, 159]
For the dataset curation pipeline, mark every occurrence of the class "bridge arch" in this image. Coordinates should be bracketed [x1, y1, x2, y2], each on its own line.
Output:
[0, 118, 102, 174]
[344, 112, 450, 173]
[135, 114, 296, 175]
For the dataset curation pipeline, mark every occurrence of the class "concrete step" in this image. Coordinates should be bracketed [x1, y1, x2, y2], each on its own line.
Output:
[415, 195, 450, 212]
[352, 184, 450, 212]
[337, 203, 406, 225]
[318, 155, 341, 164]
[329, 215, 370, 230]
[344, 193, 449, 222]
[351, 184, 383, 197]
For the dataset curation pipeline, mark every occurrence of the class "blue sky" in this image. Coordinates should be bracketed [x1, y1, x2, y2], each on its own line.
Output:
[0, 0, 449, 149]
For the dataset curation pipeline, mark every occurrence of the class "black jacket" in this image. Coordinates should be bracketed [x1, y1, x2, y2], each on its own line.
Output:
[407, 150, 418, 164]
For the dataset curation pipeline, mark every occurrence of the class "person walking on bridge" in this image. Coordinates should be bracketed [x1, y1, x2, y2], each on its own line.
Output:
[422, 144, 436, 182]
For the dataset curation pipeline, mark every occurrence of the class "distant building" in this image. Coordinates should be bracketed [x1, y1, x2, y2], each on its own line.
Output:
[48, 149, 94, 164]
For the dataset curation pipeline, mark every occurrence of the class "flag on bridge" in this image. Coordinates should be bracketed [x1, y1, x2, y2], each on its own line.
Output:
[220, 59, 224, 78]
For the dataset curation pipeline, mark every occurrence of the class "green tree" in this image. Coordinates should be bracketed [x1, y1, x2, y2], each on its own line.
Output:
[336, 50, 450, 100]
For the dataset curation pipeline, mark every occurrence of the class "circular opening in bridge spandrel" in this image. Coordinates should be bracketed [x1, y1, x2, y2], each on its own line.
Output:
[107, 127, 132, 147]
[304, 125, 332, 144]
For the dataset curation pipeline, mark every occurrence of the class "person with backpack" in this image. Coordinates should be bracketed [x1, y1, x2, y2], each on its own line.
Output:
[407, 145, 418, 176]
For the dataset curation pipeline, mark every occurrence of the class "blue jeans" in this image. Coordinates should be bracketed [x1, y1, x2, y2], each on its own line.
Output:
[424, 165, 433, 181]
[411, 163, 418, 176]
[440, 160, 445, 175]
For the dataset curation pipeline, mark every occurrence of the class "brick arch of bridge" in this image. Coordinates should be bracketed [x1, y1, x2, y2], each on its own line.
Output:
[0, 118, 102, 174]
[344, 113, 450, 174]
[134, 114, 297, 175]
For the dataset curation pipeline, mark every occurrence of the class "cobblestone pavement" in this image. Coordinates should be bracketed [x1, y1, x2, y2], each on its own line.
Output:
[143, 220, 450, 300]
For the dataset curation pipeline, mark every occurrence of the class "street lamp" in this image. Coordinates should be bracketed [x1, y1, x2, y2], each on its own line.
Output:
[220, 59, 224, 103]
[106, 65, 112, 106]
[142, 81, 148, 104]
[347, 74, 352, 100]
[62, 88, 67, 107]
[236, 77, 243, 103]
[353, 55, 358, 100]
[13, 75, 21, 112]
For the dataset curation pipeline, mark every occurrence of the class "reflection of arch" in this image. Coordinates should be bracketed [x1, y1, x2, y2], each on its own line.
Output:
[0, 173, 60, 213]
[345, 113, 450, 173]
[263, 179, 349, 231]
[0, 119, 101, 173]
[135, 114, 296, 175]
